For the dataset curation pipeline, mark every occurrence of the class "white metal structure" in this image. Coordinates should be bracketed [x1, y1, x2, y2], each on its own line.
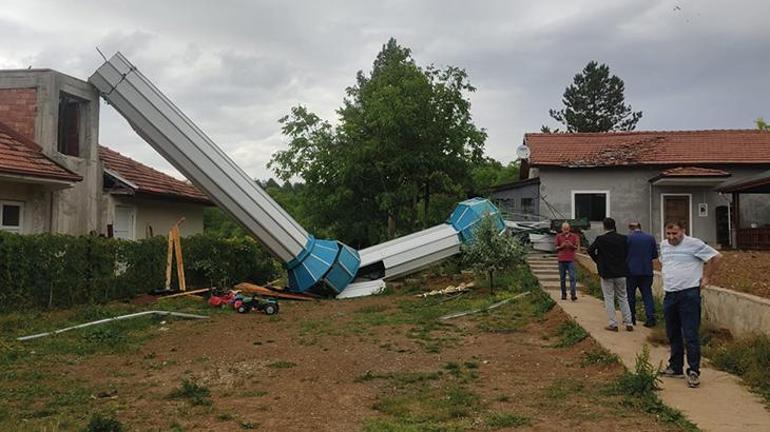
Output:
[90, 52, 503, 298]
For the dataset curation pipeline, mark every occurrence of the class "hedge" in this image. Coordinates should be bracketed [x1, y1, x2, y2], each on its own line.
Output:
[0, 232, 279, 312]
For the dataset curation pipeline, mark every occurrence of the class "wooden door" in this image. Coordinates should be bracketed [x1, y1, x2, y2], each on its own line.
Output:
[664, 195, 690, 234]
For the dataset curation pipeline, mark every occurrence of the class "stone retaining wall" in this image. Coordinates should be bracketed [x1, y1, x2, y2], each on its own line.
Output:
[573, 253, 770, 337]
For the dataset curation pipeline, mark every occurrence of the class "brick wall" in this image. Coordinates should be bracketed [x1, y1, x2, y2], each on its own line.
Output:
[0, 88, 37, 141]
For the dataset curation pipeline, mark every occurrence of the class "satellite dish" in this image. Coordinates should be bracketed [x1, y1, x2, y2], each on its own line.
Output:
[515, 145, 531, 159]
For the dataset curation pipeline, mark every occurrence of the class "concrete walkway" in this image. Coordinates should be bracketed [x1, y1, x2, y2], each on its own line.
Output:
[527, 254, 770, 432]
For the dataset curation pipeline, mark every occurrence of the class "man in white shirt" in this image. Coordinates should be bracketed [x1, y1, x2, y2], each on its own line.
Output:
[659, 221, 721, 389]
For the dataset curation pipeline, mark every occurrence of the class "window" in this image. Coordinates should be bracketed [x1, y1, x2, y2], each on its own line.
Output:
[572, 191, 609, 222]
[521, 197, 535, 214]
[57, 93, 86, 157]
[0, 201, 23, 233]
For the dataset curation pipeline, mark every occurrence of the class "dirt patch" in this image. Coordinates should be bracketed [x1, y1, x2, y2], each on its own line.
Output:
[712, 250, 770, 299]
[3, 279, 687, 431]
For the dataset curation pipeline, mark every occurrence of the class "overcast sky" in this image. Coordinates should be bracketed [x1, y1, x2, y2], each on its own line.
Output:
[1, 0, 768, 180]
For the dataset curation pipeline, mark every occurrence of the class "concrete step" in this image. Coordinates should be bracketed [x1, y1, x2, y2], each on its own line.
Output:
[539, 280, 585, 289]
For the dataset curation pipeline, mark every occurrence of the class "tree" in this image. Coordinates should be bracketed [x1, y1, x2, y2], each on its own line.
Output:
[757, 117, 770, 131]
[543, 61, 642, 133]
[269, 38, 487, 247]
[461, 215, 525, 294]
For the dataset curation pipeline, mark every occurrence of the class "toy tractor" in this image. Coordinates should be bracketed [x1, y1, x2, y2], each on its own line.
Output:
[233, 295, 279, 315]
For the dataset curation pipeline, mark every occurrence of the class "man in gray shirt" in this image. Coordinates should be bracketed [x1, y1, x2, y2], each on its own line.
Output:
[659, 221, 721, 389]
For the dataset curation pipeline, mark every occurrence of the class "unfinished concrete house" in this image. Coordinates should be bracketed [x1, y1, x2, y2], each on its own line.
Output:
[0, 68, 211, 239]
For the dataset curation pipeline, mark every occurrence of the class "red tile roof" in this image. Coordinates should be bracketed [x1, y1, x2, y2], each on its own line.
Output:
[99, 146, 211, 204]
[0, 120, 82, 182]
[525, 130, 770, 167]
[659, 166, 731, 177]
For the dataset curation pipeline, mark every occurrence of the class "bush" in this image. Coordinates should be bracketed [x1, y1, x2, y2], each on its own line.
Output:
[0, 231, 278, 312]
[84, 413, 124, 432]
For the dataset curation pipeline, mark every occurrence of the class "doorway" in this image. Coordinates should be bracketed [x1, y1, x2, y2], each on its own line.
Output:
[716, 205, 730, 247]
[661, 194, 692, 236]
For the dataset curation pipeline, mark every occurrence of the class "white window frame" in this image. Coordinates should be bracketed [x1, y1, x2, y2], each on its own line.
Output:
[660, 193, 693, 238]
[0, 200, 24, 234]
[113, 205, 136, 240]
[571, 190, 611, 221]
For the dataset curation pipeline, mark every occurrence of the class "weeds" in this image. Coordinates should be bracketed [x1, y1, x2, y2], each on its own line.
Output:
[706, 334, 770, 404]
[485, 412, 531, 428]
[553, 320, 588, 348]
[606, 345, 699, 431]
[167, 379, 212, 406]
[580, 348, 620, 367]
[266, 361, 297, 369]
[84, 413, 124, 432]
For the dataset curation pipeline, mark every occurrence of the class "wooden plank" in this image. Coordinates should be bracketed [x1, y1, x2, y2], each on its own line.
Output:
[235, 282, 315, 301]
[173, 226, 186, 291]
[165, 232, 174, 290]
[157, 288, 210, 300]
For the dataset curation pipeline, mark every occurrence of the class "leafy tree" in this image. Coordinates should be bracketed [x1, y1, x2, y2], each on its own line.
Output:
[468, 158, 520, 196]
[757, 117, 770, 131]
[543, 61, 642, 133]
[461, 215, 525, 294]
[269, 38, 486, 247]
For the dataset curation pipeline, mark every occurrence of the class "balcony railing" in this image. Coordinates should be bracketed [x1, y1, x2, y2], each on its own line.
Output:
[737, 227, 770, 250]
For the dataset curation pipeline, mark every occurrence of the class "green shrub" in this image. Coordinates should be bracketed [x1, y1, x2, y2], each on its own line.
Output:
[84, 413, 124, 432]
[0, 231, 278, 312]
[168, 378, 212, 406]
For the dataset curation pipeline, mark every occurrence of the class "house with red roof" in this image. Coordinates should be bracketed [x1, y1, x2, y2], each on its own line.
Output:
[0, 69, 212, 239]
[494, 130, 770, 248]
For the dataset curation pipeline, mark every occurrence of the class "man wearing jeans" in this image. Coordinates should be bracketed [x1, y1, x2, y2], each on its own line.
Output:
[659, 221, 721, 389]
[588, 217, 634, 332]
[626, 222, 659, 327]
[555, 222, 579, 301]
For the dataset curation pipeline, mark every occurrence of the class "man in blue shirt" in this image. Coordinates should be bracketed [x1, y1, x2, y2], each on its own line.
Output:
[626, 222, 658, 327]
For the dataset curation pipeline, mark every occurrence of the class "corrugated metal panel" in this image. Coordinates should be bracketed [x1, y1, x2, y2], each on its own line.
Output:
[89, 53, 307, 261]
[358, 223, 461, 280]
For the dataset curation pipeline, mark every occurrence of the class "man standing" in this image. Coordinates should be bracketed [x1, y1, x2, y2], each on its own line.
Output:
[659, 221, 721, 389]
[555, 222, 579, 301]
[588, 217, 634, 332]
[627, 222, 659, 327]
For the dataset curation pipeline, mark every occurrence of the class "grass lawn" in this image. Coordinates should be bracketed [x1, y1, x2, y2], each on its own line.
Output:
[0, 264, 695, 431]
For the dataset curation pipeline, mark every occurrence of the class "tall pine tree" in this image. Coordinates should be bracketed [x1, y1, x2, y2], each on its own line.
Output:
[543, 61, 642, 133]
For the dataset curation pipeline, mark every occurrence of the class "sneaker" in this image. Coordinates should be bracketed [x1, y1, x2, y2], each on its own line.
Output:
[626, 325, 634, 332]
[561, 294, 567, 300]
[571, 296, 577, 301]
[604, 325, 619, 332]
[687, 371, 701, 388]
[643, 320, 656, 328]
[659, 366, 685, 379]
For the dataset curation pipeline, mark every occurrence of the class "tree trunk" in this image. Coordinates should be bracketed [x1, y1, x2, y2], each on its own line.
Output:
[488, 270, 494, 295]
[423, 181, 430, 229]
[387, 213, 396, 239]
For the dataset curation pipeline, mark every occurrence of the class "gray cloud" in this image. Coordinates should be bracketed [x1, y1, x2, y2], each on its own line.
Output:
[1, 0, 769, 179]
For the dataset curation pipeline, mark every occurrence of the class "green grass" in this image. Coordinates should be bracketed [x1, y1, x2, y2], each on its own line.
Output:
[581, 348, 621, 367]
[485, 412, 532, 428]
[553, 320, 588, 348]
[705, 334, 770, 405]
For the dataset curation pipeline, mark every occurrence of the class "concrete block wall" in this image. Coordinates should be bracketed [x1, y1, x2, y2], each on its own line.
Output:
[573, 253, 770, 337]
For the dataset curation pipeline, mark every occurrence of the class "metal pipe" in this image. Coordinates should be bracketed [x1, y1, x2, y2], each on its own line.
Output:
[17, 310, 208, 341]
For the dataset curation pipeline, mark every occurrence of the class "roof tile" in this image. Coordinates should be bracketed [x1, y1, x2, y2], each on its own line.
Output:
[525, 130, 770, 167]
[99, 146, 211, 204]
[0, 121, 82, 182]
